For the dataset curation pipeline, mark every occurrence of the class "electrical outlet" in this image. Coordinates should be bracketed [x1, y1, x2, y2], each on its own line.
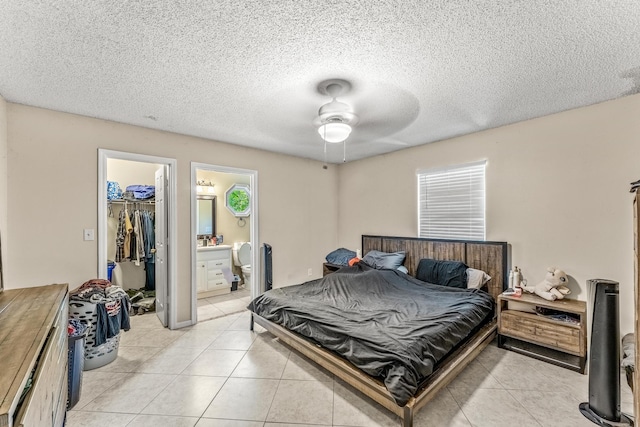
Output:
[308, 268, 313, 276]
[83, 229, 95, 241]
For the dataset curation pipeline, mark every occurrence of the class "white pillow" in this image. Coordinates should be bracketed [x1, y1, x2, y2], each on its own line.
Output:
[466, 268, 491, 289]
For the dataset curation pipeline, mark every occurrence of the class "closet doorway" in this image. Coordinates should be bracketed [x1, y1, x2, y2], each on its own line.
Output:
[98, 150, 177, 329]
[191, 163, 258, 324]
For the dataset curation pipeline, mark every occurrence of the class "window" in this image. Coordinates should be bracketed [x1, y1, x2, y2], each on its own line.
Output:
[417, 161, 486, 240]
[225, 183, 251, 217]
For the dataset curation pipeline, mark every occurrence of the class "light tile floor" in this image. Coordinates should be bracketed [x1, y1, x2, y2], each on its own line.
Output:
[197, 287, 252, 322]
[67, 309, 634, 427]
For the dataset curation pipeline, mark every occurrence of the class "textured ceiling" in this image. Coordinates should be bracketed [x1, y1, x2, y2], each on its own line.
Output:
[0, 1, 639, 163]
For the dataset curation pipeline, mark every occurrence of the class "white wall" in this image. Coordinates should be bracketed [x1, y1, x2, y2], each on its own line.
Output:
[108, 158, 160, 188]
[338, 94, 640, 335]
[5, 104, 339, 324]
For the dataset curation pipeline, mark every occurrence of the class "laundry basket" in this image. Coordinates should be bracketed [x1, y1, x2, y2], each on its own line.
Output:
[67, 319, 87, 410]
[68, 299, 121, 370]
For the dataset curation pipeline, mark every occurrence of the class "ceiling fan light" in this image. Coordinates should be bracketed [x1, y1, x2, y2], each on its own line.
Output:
[318, 122, 352, 143]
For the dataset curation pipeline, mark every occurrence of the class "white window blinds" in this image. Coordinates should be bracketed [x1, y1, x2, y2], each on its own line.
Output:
[417, 161, 486, 240]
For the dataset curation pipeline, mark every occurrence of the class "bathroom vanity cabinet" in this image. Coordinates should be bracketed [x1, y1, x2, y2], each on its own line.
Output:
[196, 245, 232, 298]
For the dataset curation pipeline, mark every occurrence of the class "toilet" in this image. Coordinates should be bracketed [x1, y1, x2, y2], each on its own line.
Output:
[232, 242, 251, 287]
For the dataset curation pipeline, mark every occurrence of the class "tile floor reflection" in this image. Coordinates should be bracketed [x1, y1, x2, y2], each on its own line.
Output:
[197, 287, 252, 322]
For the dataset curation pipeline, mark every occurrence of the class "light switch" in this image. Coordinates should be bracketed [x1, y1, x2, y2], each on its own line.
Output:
[83, 229, 95, 241]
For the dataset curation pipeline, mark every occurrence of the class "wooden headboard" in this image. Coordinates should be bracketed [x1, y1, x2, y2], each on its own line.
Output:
[362, 235, 509, 301]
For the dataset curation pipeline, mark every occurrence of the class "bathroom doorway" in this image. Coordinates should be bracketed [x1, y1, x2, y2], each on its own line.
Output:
[190, 162, 259, 324]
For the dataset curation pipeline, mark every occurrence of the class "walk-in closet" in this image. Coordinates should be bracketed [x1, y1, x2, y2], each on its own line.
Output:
[106, 159, 162, 313]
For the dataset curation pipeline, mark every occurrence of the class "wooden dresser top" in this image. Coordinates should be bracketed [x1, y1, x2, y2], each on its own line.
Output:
[0, 284, 68, 426]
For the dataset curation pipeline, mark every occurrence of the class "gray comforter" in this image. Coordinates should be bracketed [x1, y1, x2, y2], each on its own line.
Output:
[247, 263, 494, 406]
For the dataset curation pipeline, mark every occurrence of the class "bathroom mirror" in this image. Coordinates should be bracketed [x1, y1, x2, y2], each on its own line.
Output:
[225, 184, 251, 217]
[196, 196, 216, 238]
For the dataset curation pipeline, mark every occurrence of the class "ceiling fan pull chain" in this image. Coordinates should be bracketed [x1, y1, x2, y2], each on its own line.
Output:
[323, 140, 328, 169]
[343, 139, 346, 163]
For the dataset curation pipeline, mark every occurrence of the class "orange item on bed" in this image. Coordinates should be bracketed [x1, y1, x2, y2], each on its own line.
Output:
[348, 257, 361, 266]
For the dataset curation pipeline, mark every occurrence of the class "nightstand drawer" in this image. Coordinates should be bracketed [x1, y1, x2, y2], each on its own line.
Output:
[501, 310, 581, 355]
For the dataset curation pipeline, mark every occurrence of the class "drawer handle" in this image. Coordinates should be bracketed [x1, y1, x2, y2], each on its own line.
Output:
[215, 272, 222, 276]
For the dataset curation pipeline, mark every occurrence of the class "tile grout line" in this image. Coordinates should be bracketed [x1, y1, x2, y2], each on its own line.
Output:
[261, 347, 295, 424]
[192, 310, 249, 425]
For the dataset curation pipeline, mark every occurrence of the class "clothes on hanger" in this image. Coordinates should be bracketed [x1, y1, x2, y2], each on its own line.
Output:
[133, 210, 144, 266]
[111, 202, 156, 290]
[115, 208, 126, 263]
[142, 210, 156, 290]
[123, 205, 133, 259]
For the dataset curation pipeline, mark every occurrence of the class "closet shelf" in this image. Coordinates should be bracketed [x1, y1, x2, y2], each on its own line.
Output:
[108, 198, 155, 204]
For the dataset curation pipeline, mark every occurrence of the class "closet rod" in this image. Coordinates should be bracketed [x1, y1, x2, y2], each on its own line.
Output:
[108, 199, 155, 204]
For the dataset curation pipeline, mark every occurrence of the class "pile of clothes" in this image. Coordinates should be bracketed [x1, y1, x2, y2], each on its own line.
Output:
[70, 279, 131, 347]
[107, 182, 156, 201]
[125, 288, 156, 315]
[67, 319, 87, 338]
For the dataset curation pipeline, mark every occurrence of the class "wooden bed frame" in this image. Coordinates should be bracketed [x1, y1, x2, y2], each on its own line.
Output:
[250, 235, 509, 427]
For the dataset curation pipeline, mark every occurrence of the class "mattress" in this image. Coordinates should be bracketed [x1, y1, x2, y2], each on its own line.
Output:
[248, 262, 495, 406]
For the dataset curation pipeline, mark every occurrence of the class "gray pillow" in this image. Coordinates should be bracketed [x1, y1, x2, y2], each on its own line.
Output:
[466, 268, 491, 289]
[362, 250, 406, 270]
[325, 248, 356, 266]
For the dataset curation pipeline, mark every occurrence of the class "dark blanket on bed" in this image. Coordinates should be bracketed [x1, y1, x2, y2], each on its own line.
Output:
[247, 262, 495, 406]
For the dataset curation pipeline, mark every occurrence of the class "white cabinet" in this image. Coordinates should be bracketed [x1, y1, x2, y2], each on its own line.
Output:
[196, 245, 232, 298]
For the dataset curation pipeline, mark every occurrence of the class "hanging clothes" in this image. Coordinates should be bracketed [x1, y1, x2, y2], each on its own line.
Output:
[110, 202, 156, 289]
[123, 205, 133, 260]
[133, 210, 145, 266]
[142, 210, 156, 290]
[115, 208, 126, 263]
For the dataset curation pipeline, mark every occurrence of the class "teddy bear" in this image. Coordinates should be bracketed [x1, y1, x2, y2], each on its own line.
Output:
[522, 267, 571, 301]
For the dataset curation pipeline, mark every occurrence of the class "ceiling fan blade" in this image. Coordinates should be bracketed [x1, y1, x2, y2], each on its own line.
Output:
[372, 139, 408, 146]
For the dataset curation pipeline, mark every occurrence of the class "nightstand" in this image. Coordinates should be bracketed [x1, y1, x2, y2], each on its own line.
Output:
[322, 263, 342, 276]
[497, 292, 587, 373]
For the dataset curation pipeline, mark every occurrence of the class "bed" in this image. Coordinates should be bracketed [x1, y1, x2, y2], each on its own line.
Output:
[249, 235, 508, 427]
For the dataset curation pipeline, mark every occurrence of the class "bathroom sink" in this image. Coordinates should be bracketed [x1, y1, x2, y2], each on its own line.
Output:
[197, 245, 231, 250]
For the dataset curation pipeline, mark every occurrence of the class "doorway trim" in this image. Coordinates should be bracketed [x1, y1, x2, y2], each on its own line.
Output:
[191, 162, 259, 325]
[98, 149, 178, 329]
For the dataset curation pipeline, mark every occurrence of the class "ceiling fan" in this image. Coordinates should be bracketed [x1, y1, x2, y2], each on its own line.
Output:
[315, 79, 363, 166]
[314, 79, 411, 166]
[316, 79, 358, 144]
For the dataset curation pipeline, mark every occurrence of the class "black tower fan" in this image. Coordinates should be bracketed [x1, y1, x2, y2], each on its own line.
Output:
[261, 243, 273, 292]
[579, 279, 633, 426]
[250, 243, 273, 332]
